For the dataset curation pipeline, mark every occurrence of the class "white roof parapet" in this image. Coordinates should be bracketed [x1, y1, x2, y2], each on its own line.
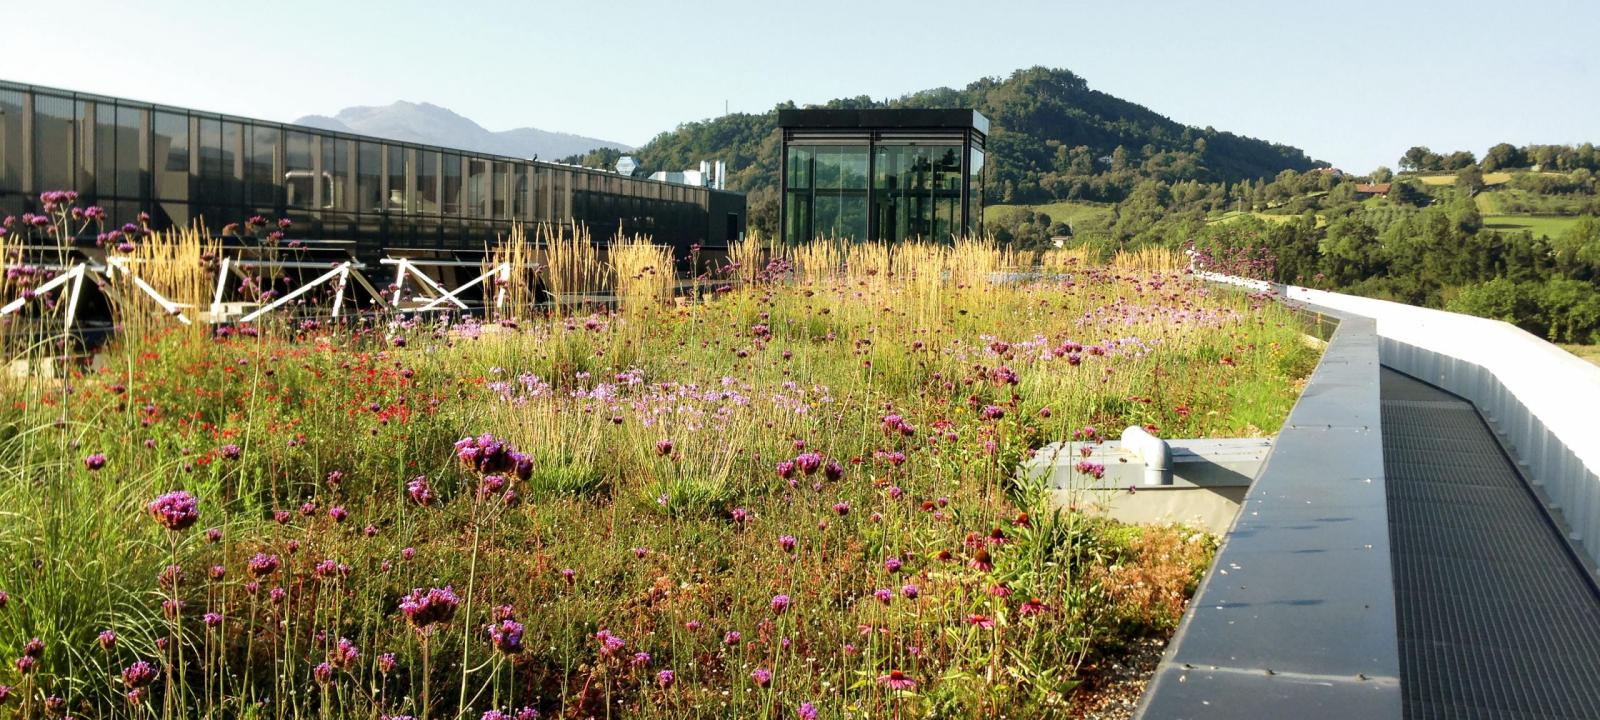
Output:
[1198, 270, 1600, 567]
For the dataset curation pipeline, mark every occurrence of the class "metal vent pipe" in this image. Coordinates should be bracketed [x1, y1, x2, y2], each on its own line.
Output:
[1121, 426, 1173, 485]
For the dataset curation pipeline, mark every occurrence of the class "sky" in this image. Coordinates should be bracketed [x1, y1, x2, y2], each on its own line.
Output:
[2, 0, 1595, 173]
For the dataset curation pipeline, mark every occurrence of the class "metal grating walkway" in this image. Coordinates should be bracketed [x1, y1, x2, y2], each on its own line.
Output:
[1382, 369, 1600, 719]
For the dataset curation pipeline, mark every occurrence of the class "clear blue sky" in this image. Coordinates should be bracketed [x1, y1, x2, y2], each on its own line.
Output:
[5, 0, 1595, 173]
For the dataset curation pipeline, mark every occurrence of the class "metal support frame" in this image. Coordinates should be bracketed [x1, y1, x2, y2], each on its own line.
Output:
[238, 262, 351, 323]
[103, 257, 194, 326]
[382, 258, 511, 313]
[0, 263, 88, 335]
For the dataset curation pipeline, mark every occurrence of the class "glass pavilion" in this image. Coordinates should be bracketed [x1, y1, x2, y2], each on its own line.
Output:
[778, 108, 987, 245]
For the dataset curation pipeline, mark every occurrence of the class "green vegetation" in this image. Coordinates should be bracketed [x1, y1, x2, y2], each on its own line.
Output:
[1040, 138, 1599, 343]
[983, 201, 1115, 249]
[0, 195, 1319, 719]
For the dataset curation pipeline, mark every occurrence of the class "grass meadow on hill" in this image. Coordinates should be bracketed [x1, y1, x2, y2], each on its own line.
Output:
[0, 199, 1319, 719]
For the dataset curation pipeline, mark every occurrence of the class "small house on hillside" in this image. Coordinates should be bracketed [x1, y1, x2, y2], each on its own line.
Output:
[1353, 182, 1392, 199]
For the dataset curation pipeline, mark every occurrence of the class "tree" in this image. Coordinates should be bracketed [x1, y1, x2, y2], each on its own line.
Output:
[1110, 146, 1130, 173]
[1481, 143, 1523, 172]
[1321, 217, 1385, 285]
[1400, 146, 1439, 172]
[1441, 150, 1477, 172]
[1447, 278, 1534, 324]
[1370, 166, 1393, 183]
[1455, 165, 1485, 194]
[1389, 179, 1427, 207]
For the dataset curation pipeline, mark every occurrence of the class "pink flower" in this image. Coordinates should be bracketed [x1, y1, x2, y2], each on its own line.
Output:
[778, 535, 797, 552]
[794, 452, 822, 475]
[965, 613, 995, 629]
[751, 667, 772, 688]
[878, 670, 916, 691]
[595, 630, 626, 657]
[770, 594, 791, 615]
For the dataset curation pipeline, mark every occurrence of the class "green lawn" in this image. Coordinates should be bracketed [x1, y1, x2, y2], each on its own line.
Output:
[985, 200, 1114, 228]
[1481, 214, 1582, 238]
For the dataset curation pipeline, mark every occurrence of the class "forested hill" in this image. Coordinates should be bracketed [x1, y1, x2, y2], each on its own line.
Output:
[616, 67, 1321, 227]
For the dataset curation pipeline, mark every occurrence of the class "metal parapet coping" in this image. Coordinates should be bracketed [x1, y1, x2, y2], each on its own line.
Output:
[1196, 271, 1600, 570]
[1135, 304, 1404, 719]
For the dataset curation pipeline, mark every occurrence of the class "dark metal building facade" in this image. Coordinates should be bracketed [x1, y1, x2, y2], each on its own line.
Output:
[0, 80, 746, 261]
[777, 108, 987, 245]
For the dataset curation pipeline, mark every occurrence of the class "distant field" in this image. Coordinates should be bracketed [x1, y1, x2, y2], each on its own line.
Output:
[985, 200, 1114, 228]
[1207, 210, 1326, 228]
[1481, 214, 1582, 238]
[1415, 172, 1512, 186]
[1560, 344, 1600, 367]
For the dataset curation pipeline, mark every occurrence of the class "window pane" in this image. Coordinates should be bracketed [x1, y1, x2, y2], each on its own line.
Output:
[284, 130, 313, 208]
[784, 192, 810, 244]
[220, 121, 242, 206]
[356, 141, 381, 213]
[533, 167, 550, 221]
[0, 89, 22, 192]
[195, 117, 223, 208]
[324, 137, 349, 210]
[786, 145, 813, 189]
[387, 146, 408, 212]
[33, 94, 76, 192]
[154, 111, 188, 202]
[467, 158, 489, 218]
[968, 147, 984, 237]
[247, 125, 279, 207]
[441, 154, 461, 215]
[493, 162, 509, 219]
[115, 106, 143, 198]
[416, 151, 439, 214]
[512, 164, 528, 220]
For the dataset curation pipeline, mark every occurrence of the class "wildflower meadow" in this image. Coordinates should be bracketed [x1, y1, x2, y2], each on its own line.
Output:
[0, 195, 1319, 718]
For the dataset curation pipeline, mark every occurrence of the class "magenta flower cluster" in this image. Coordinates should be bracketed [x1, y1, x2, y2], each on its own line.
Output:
[399, 586, 460, 630]
[147, 491, 199, 531]
[454, 433, 533, 480]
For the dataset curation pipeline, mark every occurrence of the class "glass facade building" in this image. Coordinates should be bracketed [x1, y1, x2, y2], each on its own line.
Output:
[778, 109, 987, 245]
[0, 80, 746, 261]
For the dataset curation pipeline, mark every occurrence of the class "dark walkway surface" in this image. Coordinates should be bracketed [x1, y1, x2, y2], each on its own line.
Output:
[1382, 369, 1600, 719]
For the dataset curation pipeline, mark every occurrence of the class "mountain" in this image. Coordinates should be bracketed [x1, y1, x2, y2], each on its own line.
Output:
[633, 67, 1324, 228]
[293, 101, 632, 160]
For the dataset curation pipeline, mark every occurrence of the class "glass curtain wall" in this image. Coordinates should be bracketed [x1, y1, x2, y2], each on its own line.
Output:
[0, 82, 738, 254]
[873, 143, 962, 243]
